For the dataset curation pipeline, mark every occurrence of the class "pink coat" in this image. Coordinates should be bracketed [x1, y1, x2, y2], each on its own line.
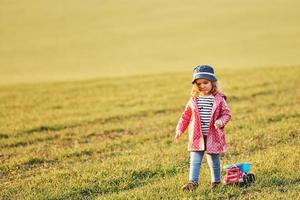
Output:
[176, 92, 231, 153]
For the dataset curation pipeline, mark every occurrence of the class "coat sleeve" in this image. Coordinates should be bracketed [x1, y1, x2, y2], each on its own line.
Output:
[218, 98, 231, 127]
[175, 99, 192, 137]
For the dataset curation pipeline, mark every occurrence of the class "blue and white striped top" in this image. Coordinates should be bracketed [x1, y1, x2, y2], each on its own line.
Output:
[196, 95, 214, 135]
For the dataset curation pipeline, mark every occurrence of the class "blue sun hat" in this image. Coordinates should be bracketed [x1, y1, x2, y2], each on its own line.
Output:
[192, 65, 217, 83]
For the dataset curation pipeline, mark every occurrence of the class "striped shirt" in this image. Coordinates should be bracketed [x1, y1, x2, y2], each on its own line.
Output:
[196, 95, 214, 135]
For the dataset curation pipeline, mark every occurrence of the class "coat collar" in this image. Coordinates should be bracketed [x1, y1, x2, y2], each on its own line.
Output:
[191, 92, 226, 115]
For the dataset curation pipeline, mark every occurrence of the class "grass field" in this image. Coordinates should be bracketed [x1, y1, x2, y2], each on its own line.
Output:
[1, 66, 299, 199]
[1, 0, 300, 83]
[1, 0, 300, 199]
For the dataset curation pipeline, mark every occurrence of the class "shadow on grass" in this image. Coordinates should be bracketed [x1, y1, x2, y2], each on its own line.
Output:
[20, 158, 56, 170]
[1, 135, 59, 148]
[16, 108, 177, 136]
[0, 133, 9, 139]
[51, 166, 180, 200]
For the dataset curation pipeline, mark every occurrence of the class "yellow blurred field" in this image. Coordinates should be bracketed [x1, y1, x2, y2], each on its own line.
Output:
[1, 0, 300, 83]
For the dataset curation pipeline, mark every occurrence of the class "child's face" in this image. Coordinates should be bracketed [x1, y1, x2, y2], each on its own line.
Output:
[195, 78, 212, 95]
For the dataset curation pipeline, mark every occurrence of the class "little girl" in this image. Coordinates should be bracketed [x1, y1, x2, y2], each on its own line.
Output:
[175, 65, 231, 191]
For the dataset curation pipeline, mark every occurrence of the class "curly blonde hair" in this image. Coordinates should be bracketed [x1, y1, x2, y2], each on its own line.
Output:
[191, 81, 218, 97]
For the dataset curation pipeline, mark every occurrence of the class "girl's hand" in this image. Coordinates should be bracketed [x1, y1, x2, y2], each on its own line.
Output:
[174, 134, 180, 143]
[214, 120, 223, 129]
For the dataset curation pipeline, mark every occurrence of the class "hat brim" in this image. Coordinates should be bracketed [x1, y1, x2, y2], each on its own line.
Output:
[192, 74, 217, 83]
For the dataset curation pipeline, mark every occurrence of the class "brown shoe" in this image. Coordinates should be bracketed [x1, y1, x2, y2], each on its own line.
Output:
[211, 182, 221, 189]
[181, 181, 198, 191]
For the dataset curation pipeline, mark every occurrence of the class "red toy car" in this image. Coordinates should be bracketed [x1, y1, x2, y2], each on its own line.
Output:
[224, 163, 255, 186]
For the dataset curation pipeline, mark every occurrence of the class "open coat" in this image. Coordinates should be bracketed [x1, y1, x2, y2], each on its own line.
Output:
[176, 92, 231, 154]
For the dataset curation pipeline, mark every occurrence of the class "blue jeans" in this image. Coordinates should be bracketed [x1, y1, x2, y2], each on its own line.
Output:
[189, 151, 221, 183]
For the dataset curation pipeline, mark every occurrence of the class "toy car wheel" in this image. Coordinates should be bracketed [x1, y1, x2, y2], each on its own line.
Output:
[242, 174, 250, 186]
[247, 173, 255, 183]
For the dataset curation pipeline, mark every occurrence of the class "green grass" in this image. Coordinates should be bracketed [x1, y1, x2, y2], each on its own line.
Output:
[1, 66, 299, 199]
[1, 0, 300, 83]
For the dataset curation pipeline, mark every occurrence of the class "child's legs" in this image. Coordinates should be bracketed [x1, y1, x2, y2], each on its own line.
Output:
[189, 151, 204, 183]
[206, 153, 221, 183]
